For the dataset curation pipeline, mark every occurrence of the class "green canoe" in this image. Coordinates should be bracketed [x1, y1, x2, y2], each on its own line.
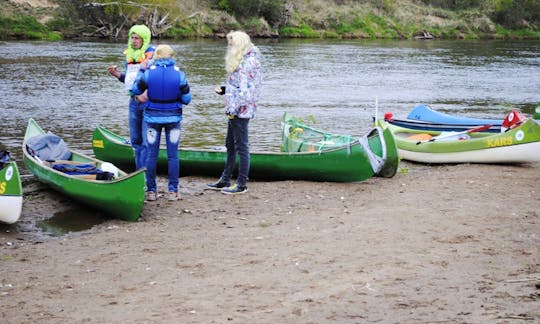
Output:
[23, 119, 145, 221]
[92, 121, 397, 182]
[0, 158, 23, 224]
[280, 112, 399, 178]
[379, 118, 540, 164]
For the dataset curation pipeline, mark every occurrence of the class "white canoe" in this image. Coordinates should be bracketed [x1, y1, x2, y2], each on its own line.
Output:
[0, 161, 23, 224]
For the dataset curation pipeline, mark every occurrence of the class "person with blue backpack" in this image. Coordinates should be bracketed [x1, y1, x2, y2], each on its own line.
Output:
[131, 45, 192, 201]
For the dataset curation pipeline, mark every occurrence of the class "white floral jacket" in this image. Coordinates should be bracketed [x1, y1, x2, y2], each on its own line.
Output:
[224, 46, 262, 119]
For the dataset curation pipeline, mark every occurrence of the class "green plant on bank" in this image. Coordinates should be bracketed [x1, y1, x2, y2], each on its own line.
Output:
[0, 15, 61, 41]
[279, 23, 320, 38]
[166, 19, 214, 39]
[511, 29, 540, 39]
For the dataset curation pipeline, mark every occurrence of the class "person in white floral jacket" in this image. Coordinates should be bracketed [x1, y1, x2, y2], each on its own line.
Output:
[207, 30, 262, 195]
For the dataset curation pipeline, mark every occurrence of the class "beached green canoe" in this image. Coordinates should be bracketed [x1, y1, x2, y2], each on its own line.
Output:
[280, 112, 399, 178]
[378, 118, 540, 164]
[0, 156, 23, 224]
[92, 121, 397, 182]
[23, 119, 145, 221]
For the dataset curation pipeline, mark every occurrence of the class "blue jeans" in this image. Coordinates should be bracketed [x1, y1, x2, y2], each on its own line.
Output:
[221, 118, 250, 187]
[128, 98, 147, 170]
[145, 121, 181, 193]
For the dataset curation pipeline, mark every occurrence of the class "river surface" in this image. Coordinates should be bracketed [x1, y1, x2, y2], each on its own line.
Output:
[1, 39, 539, 163]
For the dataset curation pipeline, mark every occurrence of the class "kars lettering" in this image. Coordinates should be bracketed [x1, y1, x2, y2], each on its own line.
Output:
[487, 136, 513, 148]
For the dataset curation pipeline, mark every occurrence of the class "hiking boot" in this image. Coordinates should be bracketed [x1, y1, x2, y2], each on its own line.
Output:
[145, 191, 157, 201]
[221, 184, 248, 195]
[167, 191, 179, 201]
[206, 180, 231, 190]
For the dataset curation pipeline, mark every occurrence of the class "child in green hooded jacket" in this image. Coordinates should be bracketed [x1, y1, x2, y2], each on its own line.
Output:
[107, 25, 155, 171]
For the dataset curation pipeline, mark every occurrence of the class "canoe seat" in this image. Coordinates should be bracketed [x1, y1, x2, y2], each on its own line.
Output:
[49, 160, 97, 167]
[49, 160, 113, 181]
[407, 133, 433, 141]
[71, 174, 98, 180]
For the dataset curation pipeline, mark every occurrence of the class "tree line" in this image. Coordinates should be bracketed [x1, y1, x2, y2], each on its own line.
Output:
[1, 0, 539, 40]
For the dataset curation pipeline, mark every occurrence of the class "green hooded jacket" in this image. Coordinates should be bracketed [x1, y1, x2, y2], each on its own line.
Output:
[124, 25, 152, 63]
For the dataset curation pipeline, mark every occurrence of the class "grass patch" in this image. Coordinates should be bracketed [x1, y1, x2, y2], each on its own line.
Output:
[510, 29, 540, 39]
[279, 23, 321, 38]
[0, 15, 61, 40]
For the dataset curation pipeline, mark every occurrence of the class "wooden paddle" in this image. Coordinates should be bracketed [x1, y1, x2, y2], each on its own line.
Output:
[416, 124, 493, 145]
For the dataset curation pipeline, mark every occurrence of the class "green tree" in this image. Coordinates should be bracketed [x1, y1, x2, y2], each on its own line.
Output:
[485, 0, 539, 29]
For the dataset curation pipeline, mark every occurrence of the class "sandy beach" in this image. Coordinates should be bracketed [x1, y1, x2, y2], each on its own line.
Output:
[1, 161, 539, 323]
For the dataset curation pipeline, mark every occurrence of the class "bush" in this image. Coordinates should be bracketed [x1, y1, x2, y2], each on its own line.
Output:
[46, 18, 71, 32]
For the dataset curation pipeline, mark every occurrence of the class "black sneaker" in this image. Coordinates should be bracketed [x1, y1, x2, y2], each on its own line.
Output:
[221, 184, 248, 195]
[206, 180, 231, 190]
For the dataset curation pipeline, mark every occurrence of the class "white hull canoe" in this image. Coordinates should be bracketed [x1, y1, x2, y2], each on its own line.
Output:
[380, 118, 540, 164]
[0, 161, 23, 224]
[0, 196, 23, 224]
[398, 141, 540, 164]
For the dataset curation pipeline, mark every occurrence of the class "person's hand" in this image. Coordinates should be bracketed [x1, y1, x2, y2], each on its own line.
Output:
[107, 65, 120, 78]
[214, 85, 226, 95]
[135, 90, 148, 103]
[140, 61, 150, 70]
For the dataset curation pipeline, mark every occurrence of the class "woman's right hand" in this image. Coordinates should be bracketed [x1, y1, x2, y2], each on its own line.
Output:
[214, 85, 226, 95]
[135, 90, 148, 103]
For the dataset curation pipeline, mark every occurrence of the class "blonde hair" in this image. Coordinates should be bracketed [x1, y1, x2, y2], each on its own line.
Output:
[225, 31, 254, 73]
[153, 44, 174, 60]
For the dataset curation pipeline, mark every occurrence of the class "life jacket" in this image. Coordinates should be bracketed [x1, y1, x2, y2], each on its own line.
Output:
[128, 50, 153, 64]
[146, 61, 184, 113]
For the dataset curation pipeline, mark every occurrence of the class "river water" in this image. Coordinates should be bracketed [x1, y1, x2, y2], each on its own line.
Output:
[1, 39, 539, 164]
